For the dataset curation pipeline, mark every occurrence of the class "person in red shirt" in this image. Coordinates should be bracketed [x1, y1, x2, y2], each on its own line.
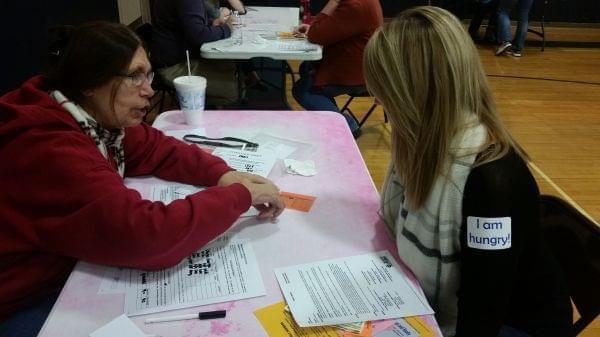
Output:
[0, 21, 284, 337]
[291, 0, 383, 138]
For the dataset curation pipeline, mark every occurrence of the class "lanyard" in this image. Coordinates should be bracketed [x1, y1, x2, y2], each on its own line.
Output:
[183, 134, 259, 151]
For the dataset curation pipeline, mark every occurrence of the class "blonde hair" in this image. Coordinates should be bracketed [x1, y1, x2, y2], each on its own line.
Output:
[364, 6, 524, 210]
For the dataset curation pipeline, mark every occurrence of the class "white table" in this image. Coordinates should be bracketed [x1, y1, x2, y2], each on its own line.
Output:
[201, 6, 322, 61]
[201, 6, 322, 108]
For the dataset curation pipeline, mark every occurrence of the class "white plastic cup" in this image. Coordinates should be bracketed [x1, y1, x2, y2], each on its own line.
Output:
[173, 75, 207, 125]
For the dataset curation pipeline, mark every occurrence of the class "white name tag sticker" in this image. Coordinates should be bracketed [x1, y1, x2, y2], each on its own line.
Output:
[467, 216, 512, 250]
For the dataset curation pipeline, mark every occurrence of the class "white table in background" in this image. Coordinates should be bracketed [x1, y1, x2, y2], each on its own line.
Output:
[201, 6, 321, 108]
[201, 6, 322, 61]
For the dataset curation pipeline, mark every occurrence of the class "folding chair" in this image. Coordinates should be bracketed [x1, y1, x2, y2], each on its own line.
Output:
[339, 91, 384, 128]
[540, 195, 600, 335]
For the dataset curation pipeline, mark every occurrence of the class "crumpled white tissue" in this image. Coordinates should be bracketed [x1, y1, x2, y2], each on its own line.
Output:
[284, 159, 316, 176]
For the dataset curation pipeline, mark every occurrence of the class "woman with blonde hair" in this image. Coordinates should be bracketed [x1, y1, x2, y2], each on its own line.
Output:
[364, 6, 572, 337]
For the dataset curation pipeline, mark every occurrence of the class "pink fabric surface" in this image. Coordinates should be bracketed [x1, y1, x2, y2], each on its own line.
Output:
[38, 110, 440, 337]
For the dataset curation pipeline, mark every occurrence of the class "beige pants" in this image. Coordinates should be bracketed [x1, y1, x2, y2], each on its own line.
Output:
[158, 58, 241, 106]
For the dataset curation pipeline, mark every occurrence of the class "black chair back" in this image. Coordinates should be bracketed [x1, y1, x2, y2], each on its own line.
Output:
[340, 89, 382, 129]
[133, 22, 177, 117]
[540, 195, 600, 335]
[135, 22, 153, 49]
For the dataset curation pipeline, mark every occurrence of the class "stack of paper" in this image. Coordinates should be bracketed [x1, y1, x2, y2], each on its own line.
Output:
[254, 251, 438, 337]
[274, 251, 434, 327]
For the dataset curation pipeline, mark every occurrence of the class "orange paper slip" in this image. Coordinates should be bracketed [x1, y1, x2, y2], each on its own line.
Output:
[280, 192, 317, 212]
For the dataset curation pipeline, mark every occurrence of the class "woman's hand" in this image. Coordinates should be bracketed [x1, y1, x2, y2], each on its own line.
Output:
[219, 7, 231, 19]
[218, 171, 285, 219]
[293, 23, 311, 38]
[212, 8, 232, 27]
[321, 0, 340, 15]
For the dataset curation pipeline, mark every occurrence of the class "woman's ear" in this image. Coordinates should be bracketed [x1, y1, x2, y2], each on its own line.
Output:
[82, 89, 94, 97]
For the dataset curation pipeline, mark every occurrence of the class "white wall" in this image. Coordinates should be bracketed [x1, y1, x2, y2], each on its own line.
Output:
[117, 0, 142, 25]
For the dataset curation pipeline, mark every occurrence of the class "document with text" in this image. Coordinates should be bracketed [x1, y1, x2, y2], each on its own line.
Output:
[124, 237, 265, 316]
[149, 184, 259, 217]
[275, 251, 434, 327]
[212, 148, 276, 178]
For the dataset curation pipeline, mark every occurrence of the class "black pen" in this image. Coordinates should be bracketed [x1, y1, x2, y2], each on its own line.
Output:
[144, 310, 226, 324]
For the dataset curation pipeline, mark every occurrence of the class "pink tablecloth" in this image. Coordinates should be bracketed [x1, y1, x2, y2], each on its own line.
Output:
[38, 110, 441, 337]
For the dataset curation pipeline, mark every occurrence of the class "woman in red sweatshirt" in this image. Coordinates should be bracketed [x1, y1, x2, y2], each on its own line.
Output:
[291, 0, 383, 138]
[0, 21, 283, 336]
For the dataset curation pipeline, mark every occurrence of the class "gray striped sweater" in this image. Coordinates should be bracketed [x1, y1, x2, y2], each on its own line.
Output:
[380, 123, 486, 336]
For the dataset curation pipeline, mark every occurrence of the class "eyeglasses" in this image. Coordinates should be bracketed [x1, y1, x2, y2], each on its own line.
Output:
[119, 71, 155, 87]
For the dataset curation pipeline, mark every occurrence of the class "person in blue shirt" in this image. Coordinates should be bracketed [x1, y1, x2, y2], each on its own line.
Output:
[495, 0, 534, 57]
[152, 0, 240, 106]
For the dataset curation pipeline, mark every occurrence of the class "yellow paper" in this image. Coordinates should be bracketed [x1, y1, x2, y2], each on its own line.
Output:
[254, 301, 339, 337]
[405, 316, 436, 337]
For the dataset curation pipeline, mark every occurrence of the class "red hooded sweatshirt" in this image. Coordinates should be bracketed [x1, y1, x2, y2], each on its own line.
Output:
[0, 76, 251, 320]
[307, 0, 383, 87]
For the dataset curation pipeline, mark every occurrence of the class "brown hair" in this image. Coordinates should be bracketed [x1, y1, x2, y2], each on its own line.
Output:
[46, 21, 142, 106]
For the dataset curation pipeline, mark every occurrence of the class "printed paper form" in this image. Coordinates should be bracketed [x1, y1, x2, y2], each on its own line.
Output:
[98, 185, 258, 295]
[212, 148, 276, 178]
[149, 184, 259, 217]
[151, 183, 200, 203]
[124, 236, 265, 316]
[275, 251, 434, 327]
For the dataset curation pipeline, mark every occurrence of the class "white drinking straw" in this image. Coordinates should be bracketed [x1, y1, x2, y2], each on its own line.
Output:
[185, 50, 192, 82]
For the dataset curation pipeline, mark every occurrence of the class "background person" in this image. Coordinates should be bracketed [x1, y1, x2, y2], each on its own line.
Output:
[0, 21, 283, 337]
[152, 0, 240, 106]
[468, 0, 499, 44]
[205, 0, 247, 18]
[291, 0, 383, 138]
[364, 7, 572, 337]
[204, 0, 267, 91]
[495, 0, 535, 57]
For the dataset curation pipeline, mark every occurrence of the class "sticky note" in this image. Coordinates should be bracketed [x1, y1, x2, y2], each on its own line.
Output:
[466, 216, 512, 250]
[280, 192, 316, 212]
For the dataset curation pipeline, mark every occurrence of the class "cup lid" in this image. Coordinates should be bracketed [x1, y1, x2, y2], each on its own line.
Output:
[174, 75, 207, 87]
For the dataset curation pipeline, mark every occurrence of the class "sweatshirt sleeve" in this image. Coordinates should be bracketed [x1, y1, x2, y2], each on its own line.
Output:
[455, 152, 539, 337]
[176, 0, 231, 48]
[123, 123, 231, 187]
[307, 2, 369, 46]
[24, 128, 251, 270]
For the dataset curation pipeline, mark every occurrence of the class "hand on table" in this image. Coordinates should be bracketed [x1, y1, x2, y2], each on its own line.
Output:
[293, 23, 311, 38]
[212, 17, 225, 26]
[218, 171, 285, 219]
[224, 14, 235, 30]
[213, 8, 233, 27]
[219, 7, 231, 19]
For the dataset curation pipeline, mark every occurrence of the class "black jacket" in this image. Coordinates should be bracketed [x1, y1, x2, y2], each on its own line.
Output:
[456, 150, 573, 337]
